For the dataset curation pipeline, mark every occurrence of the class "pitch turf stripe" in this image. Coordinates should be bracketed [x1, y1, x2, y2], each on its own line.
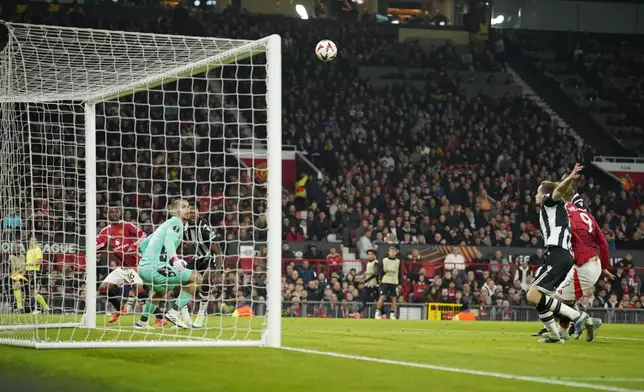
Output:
[281, 347, 643, 392]
[396, 328, 644, 342]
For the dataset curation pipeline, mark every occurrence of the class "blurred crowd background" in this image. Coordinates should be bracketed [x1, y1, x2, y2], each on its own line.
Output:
[0, 1, 642, 320]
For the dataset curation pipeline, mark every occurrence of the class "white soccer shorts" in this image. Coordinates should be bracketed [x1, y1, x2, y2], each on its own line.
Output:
[555, 256, 602, 302]
[103, 267, 143, 286]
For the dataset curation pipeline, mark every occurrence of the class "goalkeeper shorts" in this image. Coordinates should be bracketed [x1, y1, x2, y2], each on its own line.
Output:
[138, 264, 193, 293]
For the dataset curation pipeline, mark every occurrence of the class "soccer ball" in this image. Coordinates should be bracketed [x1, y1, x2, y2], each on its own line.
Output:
[315, 40, 337, 62]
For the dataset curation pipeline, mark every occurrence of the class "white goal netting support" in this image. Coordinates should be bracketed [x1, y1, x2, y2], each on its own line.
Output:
[0, 21, 282, 349]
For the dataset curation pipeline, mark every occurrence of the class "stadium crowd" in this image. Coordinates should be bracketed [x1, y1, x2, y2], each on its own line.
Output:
[0, 3, 643, 318]
[515, 30, 644, 155]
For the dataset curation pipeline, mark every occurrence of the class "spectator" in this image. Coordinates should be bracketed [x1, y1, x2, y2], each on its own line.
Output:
[326, 247, 342, 274]
[284, 226, 304, 241]
[282, 243, 295, 260]
[513, 258, 531, 286]
[297, 260, 316, 285]
[409, 273, 428, 303]
[357, 230, 374, 259]
[303, 244, 324, 263]
[444, 247, 465, 271]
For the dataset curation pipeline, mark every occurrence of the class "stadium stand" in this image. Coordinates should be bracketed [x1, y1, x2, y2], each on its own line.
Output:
[2, 3, 642, 318]
[513, 30, 644, 156]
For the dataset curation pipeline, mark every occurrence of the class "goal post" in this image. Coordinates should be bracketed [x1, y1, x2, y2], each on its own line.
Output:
[0, 21, 282, 349]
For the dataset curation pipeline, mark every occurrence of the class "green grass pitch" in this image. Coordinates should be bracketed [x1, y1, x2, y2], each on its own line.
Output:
[0, 317, 642, 392]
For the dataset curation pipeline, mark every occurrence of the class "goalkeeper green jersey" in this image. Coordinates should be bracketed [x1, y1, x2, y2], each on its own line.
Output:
[139, 216, 183, 268]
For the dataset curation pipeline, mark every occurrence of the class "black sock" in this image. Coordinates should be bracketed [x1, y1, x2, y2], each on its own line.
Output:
[199, 283, 210, 300]
[155, 301, 165, 320]
[107, 287, 123, 312]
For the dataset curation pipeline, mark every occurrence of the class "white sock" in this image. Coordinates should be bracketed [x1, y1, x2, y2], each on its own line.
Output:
[546, 296, 581, 321]
[180, 306, 192, 326]
[198, 301, 208, 317]
[390, 312, 395, 319]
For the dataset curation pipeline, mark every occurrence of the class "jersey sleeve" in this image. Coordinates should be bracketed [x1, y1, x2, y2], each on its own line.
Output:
[96, 226, 109, 250]
[125, 222, 147, 253]
[201, 221, 218, 245]
[164, 217, 183, 259]
[594, 219, 610, 270]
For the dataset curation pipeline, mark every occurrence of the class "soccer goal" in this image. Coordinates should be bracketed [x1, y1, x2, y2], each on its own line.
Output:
[0, 21, 282, 349]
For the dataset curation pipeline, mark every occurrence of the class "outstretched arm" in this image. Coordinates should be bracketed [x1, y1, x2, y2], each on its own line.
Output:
[553, 163, 583, 202]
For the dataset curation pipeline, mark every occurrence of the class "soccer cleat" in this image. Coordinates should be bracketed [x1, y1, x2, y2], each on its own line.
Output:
[573, 312, 590, 340]
[165, 309, 190, 329]
[585, 318, 602, 342]
[374, 310, 381, 319]
[134, 321, 154, 330]
[348, 313, 361, 319]
[153, 318, 168, 328]
[390, 314, 396, 320]
[31, 310, 41, 315]
[558, 326, 571, 341]
[193, 315, 205, 328]
[121, 306, 129, 314]
[108, 311, 122, 324]
[538, 333, 565, 344]
[532, 328, 547, 337]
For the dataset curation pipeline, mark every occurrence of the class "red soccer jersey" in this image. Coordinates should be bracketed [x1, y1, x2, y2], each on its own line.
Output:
[565, 203, 610, 269]
[96, 221, 147, 268]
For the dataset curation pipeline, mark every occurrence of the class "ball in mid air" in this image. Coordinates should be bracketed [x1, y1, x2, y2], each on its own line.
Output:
[315, 39, 337, 62]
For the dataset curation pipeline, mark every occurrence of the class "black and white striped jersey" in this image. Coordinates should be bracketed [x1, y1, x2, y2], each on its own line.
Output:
[539, 193, 572, 252]
[183, 218, 218, 263]
[572, 192, 588, 211]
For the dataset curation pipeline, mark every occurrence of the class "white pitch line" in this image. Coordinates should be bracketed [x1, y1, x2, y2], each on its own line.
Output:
[555, 377, 644, 383]
[281, 347, 643, 392]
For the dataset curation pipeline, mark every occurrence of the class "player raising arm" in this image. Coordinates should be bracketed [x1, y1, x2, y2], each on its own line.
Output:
[96, 205, 147, 323]
[530, 164, 594, 343]
[547, 171, 610, 341]
[135, 199, 203, 329]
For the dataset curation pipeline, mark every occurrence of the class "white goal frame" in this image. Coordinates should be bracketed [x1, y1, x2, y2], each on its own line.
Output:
[0, 22, 282, 349]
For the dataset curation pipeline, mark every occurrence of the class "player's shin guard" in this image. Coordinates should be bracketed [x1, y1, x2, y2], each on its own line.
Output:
[35, 293, 50, 311]
[536, 296, 559, 338]
[13, 288, 24, 310]
[140, 300, 158, 323]
[197, 284, 209, 317]
[172, 290, 193, 311]
[106, 287, 123, 313]
[544, 295, 581, 321]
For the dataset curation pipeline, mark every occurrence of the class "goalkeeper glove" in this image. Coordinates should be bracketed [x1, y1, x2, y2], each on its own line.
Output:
[169, 256, 187, 271]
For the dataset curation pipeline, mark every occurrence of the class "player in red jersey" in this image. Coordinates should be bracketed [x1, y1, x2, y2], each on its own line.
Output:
[97, 206, 147, 323]
[549, 170, 614, 341]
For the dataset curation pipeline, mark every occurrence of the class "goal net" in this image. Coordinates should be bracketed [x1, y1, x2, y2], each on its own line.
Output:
[0, 21, 282, 348]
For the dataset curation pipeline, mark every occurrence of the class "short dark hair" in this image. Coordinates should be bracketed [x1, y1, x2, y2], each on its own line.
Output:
[539, 181, 557, 195]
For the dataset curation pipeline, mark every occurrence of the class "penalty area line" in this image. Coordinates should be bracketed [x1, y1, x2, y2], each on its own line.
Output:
[281, 347, 643, 392]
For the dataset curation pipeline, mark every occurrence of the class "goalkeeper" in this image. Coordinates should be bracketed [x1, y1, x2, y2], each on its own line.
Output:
[134, 199, 203, 329]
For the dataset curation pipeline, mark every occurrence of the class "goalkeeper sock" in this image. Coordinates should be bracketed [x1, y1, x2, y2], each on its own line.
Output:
[35, 293, 49, 311]
[173, 290, 193, 311]
[140, 300, 158, 323]
[14, 288, 24, 310]
[107, 287, 123, 313]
